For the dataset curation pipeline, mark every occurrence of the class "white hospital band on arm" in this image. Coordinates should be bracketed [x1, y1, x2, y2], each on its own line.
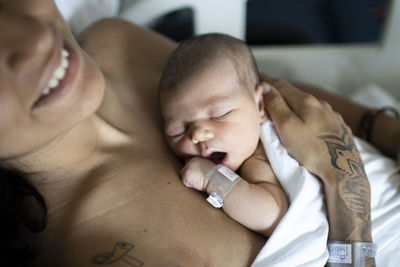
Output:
[205, 164, 242, 208]
[327, 241, 377, 267]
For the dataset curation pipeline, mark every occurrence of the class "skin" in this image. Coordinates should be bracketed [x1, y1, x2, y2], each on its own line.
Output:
[262, 77, 375, 266]
[161, 61, 265, 172]
[0, 1, 266, 266]
[288, 80, 400, 159]
[0, 2, 105, 159]
[0, 1, 377, 266]
[160, 61, 288, 236]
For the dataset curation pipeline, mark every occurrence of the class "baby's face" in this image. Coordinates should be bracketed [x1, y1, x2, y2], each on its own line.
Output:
[160, 64, 265, 171]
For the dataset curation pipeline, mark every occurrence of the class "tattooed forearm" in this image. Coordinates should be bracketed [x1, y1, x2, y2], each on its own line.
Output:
[318, 125, 356, 171]
[93, 242, 144, 266]
[318, 124, 371, 240]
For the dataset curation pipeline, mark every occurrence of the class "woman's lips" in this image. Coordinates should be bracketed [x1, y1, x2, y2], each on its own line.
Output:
[32, 40, 78, 109]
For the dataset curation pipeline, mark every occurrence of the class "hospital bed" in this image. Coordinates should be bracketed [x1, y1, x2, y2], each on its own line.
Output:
[56, 0, 400, 266]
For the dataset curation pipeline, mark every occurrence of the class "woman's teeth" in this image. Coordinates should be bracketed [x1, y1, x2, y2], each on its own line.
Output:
[41, 49, 69, 96]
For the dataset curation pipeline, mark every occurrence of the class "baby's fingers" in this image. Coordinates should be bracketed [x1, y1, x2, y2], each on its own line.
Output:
[181, 167, 204, 191]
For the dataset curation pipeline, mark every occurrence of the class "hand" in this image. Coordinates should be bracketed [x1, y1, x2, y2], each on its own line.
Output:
[261, 76, 355, 179]
[180, 157, 215, 191]
[261, 76, 374, 252]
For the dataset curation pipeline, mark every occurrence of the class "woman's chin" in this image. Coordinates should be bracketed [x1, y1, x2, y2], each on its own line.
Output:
[74, 53, 106, 116]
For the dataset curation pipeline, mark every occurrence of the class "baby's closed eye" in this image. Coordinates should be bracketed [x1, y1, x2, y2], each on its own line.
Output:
[165, 123, 186, 138]
[210, 110, 232, 120]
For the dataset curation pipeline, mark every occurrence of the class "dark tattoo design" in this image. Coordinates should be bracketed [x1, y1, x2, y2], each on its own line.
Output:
[318, 125, 356, 171]
[93, 242, 144, 266]
[318, 124, 371, 239]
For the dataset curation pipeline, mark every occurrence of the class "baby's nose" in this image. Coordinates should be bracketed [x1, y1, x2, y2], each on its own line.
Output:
[192, 129, 214, 144]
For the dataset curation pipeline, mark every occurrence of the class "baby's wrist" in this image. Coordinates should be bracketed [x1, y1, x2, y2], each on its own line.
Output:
[205, 164, 242, 208]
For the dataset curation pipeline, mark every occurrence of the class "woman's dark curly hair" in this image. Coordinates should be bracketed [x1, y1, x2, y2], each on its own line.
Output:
[0, 165, 47, 267]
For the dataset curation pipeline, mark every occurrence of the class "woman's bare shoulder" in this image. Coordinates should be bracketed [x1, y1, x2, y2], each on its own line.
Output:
[77, 18, 176, 76]
[77, 19, 176, 134]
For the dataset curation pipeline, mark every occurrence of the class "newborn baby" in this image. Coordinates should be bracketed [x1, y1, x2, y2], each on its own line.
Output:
[159, 33, 288, 237]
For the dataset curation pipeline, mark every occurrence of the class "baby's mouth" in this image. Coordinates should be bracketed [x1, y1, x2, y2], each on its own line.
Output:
[208, 152, 228, 165]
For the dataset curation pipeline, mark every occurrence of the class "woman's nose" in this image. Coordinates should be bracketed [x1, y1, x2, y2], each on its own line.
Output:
[191, 127, 215, 144]
[0, 15, 54, 74]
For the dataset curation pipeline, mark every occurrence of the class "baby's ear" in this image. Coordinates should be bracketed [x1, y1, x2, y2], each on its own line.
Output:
[255, 83, 268, 123]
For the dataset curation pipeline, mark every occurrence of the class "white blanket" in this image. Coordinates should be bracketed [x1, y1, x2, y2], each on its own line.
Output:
[252, 120, 400, 266]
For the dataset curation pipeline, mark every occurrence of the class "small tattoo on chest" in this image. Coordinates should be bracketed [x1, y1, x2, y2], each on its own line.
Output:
[93, 241, 144, 266]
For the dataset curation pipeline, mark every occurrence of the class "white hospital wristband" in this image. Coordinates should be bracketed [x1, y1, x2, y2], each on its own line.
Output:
[327, 241, 377, 267]
[205, 164, 242, 208]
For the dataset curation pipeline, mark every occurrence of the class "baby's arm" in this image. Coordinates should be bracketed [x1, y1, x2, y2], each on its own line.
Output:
[226, 143, 288, 236]
[181, 144, 288, 237]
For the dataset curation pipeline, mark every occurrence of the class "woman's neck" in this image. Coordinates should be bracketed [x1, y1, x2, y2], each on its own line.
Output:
[4, 114, 132, 211]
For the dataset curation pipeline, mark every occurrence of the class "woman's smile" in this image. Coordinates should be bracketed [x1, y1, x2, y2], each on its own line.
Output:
[32, 39, 79, 109]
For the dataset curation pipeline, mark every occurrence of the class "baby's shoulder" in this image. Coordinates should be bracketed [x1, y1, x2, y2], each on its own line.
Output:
[249, 141, 269, 162]
[239, 142, 279, 183]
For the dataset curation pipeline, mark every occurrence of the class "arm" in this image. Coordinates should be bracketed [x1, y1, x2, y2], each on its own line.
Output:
[181, 151, 288, 237]
[285, 79, 400, 159]
[228, 144, 288, 236]
[261, 77, 375, 266]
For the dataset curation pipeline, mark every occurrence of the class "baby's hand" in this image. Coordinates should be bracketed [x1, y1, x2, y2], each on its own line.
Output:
[181, 157, 215, 191]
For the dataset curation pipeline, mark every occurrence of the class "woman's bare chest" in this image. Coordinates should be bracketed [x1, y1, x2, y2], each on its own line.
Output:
[37, 150, 264, 266]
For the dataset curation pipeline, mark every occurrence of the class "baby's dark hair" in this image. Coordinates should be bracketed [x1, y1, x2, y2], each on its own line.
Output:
[159, 33, 260, 92]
